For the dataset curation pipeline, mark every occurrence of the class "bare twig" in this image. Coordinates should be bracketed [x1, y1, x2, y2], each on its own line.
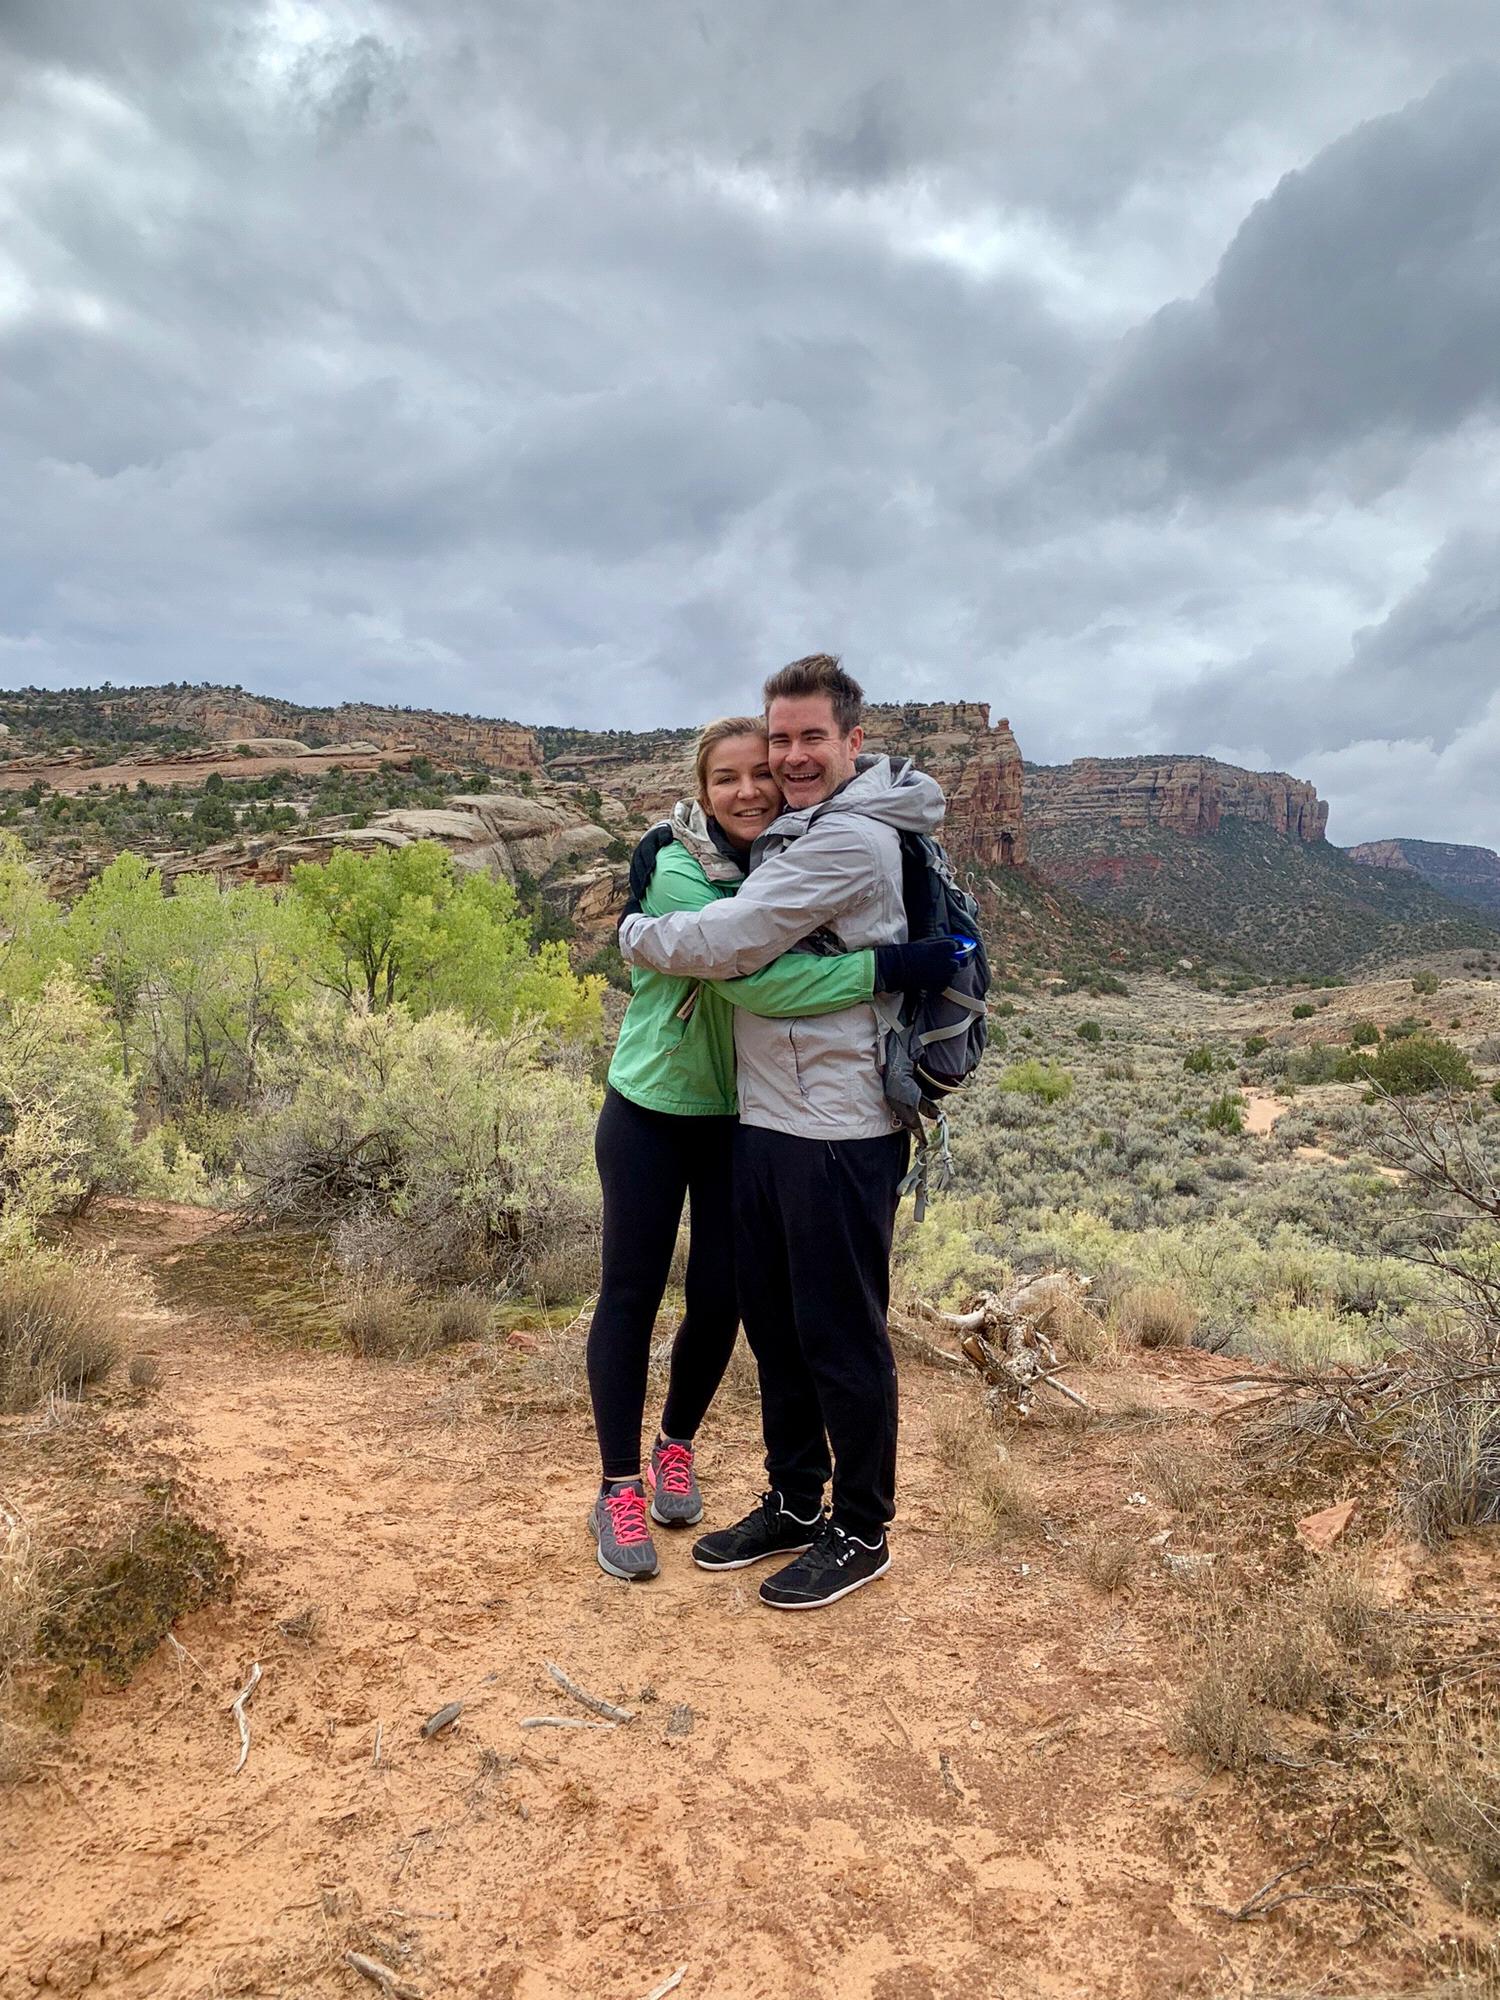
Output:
[343, 1949, 423, 1999]
[230, 1661, 261, 1776]
[545, 1661, 635, 1723]
[520, 1715, 618, 1731]
[634, 1971, 686, 2000]
[420, 1701, 463, 1739]
[372, 1721, 384, 1767]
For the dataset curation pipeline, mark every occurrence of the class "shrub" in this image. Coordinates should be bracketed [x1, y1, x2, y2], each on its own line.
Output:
[1352, 1035, 1477, 1097]
[1348, 1019, 1380, 1048]
[1114, 1281, 1197, 1349]
[1090, 974, 1129, 997]
[1291, 1003, 1316, 1020]
[1286, 1042, 1342, 1085]
[996, 1060, 1073, 1104]
[246, 1002, 600, 1286]
[1398, 1697, 1500, 1913]
[0, 1249, 127, 1412]
[1183, 1046, 1214, 1075]
[1076, 1019, 1102, 1044]
[1174, 1640, 1266, 1773]
[1413, 971, 1441, 996]
[339, 1280, 440, 1360]
[1243, 1035, 1269, 1057]
[1204, 1092, 1244, 1135]
[0, 974, 138, 1247]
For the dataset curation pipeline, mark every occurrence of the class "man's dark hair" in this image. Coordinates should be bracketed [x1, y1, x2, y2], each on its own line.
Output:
[762, 653, 864, 737]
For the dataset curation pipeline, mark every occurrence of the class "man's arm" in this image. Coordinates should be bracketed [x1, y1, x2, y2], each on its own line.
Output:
[618, 819, 879, 980]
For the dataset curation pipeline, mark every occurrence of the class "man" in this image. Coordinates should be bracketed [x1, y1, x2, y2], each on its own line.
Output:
[618, 654, 958, 1609]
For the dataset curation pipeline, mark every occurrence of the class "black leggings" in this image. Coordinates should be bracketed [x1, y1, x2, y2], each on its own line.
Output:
[586, 1088, 740, 1483]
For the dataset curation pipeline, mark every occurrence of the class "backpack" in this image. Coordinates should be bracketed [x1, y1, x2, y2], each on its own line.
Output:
[875, 830, 991, 1219]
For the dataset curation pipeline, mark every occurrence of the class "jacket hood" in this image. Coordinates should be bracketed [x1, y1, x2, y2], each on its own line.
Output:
[760, 755, 945, 848]
[670, 798, 745, 885]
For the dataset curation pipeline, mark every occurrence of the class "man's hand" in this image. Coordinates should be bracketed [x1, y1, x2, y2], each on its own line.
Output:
[874, 936, 971, 993]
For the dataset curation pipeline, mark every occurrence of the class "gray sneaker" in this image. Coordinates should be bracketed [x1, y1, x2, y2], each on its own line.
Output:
[647, 1437, 704, 1527]
[588, 1481, 660, 1580]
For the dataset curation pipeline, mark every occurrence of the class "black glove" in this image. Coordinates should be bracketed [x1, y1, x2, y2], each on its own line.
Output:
[875, 936, 967, 993]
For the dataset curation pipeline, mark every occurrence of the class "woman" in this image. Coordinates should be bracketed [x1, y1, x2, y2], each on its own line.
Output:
[585, 717, 879, 1581]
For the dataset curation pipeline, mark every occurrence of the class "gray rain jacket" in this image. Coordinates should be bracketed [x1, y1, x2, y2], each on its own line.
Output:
[617, 756, 946, 1140]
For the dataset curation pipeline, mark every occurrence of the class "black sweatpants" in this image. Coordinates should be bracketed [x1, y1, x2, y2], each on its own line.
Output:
[733, 1123, 909, 1540]
[587, 1087, 740, 1483]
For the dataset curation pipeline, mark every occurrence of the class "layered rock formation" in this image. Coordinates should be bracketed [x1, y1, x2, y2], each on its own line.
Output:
[22, 686, 543, 772]
[1347, 838, 1500, 918]
[164, 786, 627, 937]
[1026, 757, 1327, 843]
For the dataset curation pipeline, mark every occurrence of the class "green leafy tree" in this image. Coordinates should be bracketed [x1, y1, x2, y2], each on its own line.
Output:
[291, 842, 601, 1039]
[0, 834, 65, 1002]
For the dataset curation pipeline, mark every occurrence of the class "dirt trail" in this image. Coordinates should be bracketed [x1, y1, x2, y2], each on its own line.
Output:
[1, 1211, 1429, 1999]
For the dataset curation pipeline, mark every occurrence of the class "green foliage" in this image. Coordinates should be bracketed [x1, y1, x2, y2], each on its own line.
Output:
[246, 1002, 599, 1285]
[290, 841, 601, 1040]
[997, 1060, 1074, 1104]
[1291, 1003, 1316, 1020]
[1412, 971, 1440, 996]
[1348, 1035, 1478, 1097]
[1348, 1019, 1381, 1048]
[1076, 1019, 1103, 1044]
[1183, 1046, 1215, 1074]
[1205, 1091, 1245, 1135]
[0, 973, 139, 1247]
[0, 834, 65, 999]
[1287, 1042, 1342, 1084]
[1243, 1034, 1269, 1057]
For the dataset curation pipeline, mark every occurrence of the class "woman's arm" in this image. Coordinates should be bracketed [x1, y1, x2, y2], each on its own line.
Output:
[709, 950, 875, 1018]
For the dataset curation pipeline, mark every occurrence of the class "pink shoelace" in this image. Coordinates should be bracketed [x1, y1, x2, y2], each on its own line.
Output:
[604, 1486, 651, 1545]
[653, 1442, 695, 1497]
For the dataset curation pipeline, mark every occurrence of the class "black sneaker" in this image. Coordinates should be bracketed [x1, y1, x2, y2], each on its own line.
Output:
[691, 1490, 825, 1571]
[758, 1523, 890, 1610]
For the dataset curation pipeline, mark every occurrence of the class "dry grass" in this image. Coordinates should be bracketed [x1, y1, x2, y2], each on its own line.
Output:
[932, 1400, 1040, 1547]
[1058, 1307, 1126, 1369]
[339, 1279, 434, 1359]
[1113, 1281, 1199, 1350]
[1251, 1609, 1329, 1712]
[340, 1280, 492, 1361]
[1398, 1696, 1500, 1914]
[1133, 1436, 1222, 1516]
[1078, 1522, 1136, 1594]
[0, 1250, 128, 1412]
[1173, 1634, 1268, 1772]
[1307, 1561, 1403, 1676]
[434, 1291, 492, 1346]
[0, 1502, 44, 1784]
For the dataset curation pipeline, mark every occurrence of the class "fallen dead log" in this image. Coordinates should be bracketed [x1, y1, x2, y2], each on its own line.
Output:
[913, 1277, 1094, 1418]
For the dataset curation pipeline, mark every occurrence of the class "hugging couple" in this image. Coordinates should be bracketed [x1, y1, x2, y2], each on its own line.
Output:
[585, 653, 967, 1611]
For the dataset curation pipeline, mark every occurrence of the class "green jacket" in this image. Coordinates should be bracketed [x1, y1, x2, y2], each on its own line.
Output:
[607, 839, 875, 1116]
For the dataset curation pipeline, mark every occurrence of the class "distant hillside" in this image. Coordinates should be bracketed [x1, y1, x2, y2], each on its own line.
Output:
[1028, 817, 1500, 975]
[1346, 837, 1500, 919]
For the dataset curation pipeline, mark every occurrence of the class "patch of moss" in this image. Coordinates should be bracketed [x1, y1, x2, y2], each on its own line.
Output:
[36, 1511, 232, 1727]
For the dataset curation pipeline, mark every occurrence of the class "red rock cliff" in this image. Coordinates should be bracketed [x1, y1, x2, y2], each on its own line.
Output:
[1025, 757, 1326, 843]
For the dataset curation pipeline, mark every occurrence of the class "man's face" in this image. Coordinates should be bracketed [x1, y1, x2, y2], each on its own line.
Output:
[766, 694, 864, 811]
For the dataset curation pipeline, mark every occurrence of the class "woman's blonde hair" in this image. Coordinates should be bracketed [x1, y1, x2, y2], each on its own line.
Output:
[694, 715, 768, 804]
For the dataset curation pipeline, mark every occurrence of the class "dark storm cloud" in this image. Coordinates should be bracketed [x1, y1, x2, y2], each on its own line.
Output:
[1045, 63, 1500, 502]
[2, 0, 1500, 844]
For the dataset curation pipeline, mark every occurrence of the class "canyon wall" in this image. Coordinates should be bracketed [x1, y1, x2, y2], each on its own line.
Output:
[1026, 757, 1327, 844]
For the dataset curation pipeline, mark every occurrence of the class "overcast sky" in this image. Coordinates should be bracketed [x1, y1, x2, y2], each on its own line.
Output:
[3, 2, 1498, 845]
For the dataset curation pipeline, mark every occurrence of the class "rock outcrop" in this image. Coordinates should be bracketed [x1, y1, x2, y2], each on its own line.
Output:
[163, 786, 627, 938]
[1026, 757, 1327, 843]
[1347, 838, 1500, 919]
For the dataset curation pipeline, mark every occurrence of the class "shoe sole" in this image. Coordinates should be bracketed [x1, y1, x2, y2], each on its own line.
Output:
[588, 1517, 659, 1582]
[759, 1553, 891, 1610]
[691, 1537, 815, 1572]
[650, 1499, 705, 1527]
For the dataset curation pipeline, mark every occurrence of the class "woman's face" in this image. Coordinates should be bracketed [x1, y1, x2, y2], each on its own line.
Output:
[702, 733, 782, 851]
